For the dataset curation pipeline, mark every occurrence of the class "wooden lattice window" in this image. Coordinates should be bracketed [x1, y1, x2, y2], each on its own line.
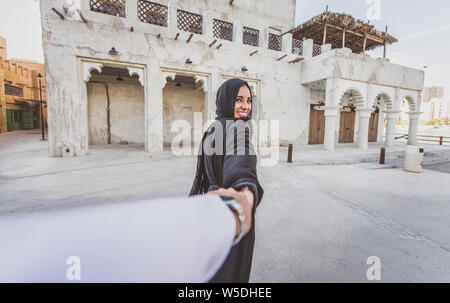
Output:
[177, 9, 202, 34]
[313, 44, 322, 56]
[243, 27, 259, 47]
[5, 84, 23, 97]
[292, 38, 303, 56]
[90, 0, 126, 17]
[138, 0, 168, 27]
[213, 19, 233, 41]
[268, 33, 282, 51]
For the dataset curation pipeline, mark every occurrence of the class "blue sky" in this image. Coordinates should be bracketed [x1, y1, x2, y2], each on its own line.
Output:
[1, 0, 449, 97]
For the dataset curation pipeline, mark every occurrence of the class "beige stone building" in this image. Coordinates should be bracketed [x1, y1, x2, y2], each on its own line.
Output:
[40, 0, 424, 157]
[423, 86, 444, 103]
[0, 36, 47, 133]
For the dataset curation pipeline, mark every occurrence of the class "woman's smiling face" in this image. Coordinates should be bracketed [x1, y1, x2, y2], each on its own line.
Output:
[234, 85, 252, 119]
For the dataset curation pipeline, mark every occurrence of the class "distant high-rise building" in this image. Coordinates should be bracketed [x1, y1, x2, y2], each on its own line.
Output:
[423, 86, 444, 103]
[422, 97, 450, 121]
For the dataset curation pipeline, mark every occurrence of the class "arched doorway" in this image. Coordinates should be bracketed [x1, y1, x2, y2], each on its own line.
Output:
[373, 92, 395, 146]
[338, 89, 361, 143]
[162, 74, 206, 150]
[368, 97, 381, 142]
[403, 95, 419, 145]
[86, 65, 145, 146]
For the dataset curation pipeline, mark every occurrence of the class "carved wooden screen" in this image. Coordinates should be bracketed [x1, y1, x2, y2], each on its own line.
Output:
[138, 0, 168, 27]
[313, 44, 322, 56]
[268, 33, 282, 51]
[90, 0, 126, 17]
[292, 38, 303, 56]
[243, 27, 259, 46]
[213, 19, 233, 41]
[177, 9, 202, 34]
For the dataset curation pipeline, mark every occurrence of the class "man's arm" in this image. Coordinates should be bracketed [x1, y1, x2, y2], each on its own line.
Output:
[0, 193, 252, 283]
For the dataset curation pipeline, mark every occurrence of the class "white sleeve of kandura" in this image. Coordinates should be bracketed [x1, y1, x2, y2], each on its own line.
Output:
[0, 194, 236, 283]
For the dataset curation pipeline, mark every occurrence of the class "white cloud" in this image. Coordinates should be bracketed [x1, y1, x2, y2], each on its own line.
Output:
[399, 23, 450, 43]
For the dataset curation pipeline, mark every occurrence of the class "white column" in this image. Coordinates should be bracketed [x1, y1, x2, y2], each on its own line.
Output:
[324, 107, 339, 151]
[168, 0, 179, 34]
[234, 21, 243, 44]
[209, 73, 221, 123]
[303, 39, 314, 58]
[321, 43, 332, 54]
[377, 108, 385, 143]
[203, 11, 213, 37]
[384, 111, 400, 147]
[282, 32, 293, 54]
[407, 112, 422, 145]
[127, 0, 138, 23]
[356, 109, 372, 149]
[247, 81, 259, 148]
[323, 77, 340, 151]
[145, 67, 168, 153]
[194, 75, 209, 121]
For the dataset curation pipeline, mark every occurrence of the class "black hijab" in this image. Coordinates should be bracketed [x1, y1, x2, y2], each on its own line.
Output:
[189, 78, 263, 207]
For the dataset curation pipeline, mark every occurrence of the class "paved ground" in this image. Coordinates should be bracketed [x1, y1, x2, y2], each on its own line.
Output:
[425, 161, 450, 174]
[1, 130, 449, 282]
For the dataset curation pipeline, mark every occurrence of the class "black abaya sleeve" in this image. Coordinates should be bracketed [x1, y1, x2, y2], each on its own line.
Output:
[221, 121, 264, 208]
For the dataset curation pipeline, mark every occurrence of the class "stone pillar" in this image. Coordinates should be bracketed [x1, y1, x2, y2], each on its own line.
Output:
[282, 33, 293, 54]
[168, 0, 179, 34]
[234, 21, 243, 44]
[302, 39, 314, 58]
[356, 109, 372, 149]
[384, 111, 400, 147]
[261, 28, 268, 49]
[127, 0, 138, 23]
[324, 107, 339, 151]
[247, 81, 259, 148]
[203, 11, 213, 37]
[144, 67, 169, 153]
[407, 112, 422, 145]
[193, 75, 209, 120]
[321, 43, 332, 54]
[323, 77, 340, 151]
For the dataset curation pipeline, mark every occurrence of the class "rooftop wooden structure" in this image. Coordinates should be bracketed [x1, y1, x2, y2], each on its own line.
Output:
[290, 11, 398, 54]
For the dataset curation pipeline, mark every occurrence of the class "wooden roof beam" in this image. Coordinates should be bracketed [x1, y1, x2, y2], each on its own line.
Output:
[324, 23, 387, 44]
[295, 22, 388, 45]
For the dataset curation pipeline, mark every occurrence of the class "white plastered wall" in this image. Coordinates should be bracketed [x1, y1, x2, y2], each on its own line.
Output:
[87, 74, 145, 145]
[162, 81, 205, 146]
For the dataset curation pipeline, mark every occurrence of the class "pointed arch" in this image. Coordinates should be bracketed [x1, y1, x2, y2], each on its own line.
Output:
[340, 87, 365, 109]
[374, 92, 393, 111]
[404, 95, 417, 112]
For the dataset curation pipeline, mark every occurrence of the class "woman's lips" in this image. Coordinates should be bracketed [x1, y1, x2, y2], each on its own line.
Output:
[237, 111, 248, 117]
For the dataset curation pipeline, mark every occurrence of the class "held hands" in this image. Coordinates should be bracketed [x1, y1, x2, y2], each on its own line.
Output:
[208, 187, 254, 237]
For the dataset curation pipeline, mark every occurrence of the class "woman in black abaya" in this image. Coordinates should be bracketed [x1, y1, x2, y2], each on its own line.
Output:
[189, 78, 264, 283]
